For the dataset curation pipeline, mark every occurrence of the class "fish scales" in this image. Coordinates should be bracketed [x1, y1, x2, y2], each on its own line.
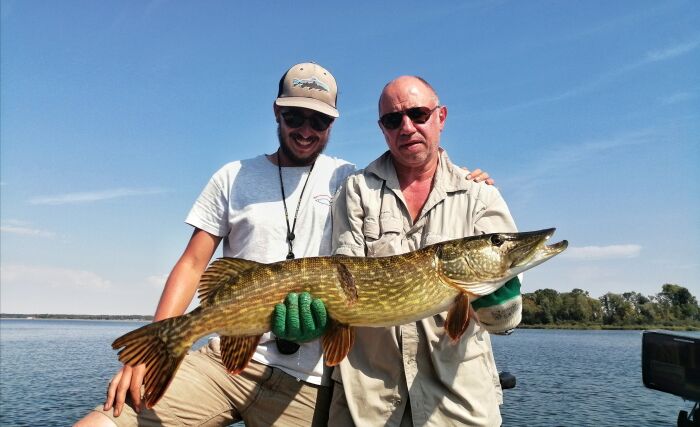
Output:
[197, 253, 456, 331]
[112, 228, 568, 408]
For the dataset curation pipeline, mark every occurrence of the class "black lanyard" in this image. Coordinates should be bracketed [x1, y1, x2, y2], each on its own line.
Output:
[277, 151, 315, 260]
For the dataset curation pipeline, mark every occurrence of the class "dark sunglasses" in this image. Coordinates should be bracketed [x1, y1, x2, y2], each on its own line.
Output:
[379, 105, 440, 130]
[281, 109, 334, 132]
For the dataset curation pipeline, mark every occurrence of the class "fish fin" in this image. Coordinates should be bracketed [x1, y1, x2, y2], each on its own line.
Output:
[445, 292, 471, 341]
[198, 257, 261, 304]
[220, 335, 261, 374]
[335, 261, 358, 304]
[112, 316, 193, 409]
[322, 320, 355, 366]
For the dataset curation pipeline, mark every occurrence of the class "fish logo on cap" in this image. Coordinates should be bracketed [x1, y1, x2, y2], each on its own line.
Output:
[276, 62, 339, 117]
[292, 76, 330, 92]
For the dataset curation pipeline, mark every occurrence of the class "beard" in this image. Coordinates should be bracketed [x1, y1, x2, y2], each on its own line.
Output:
[277, 125, 329, 166]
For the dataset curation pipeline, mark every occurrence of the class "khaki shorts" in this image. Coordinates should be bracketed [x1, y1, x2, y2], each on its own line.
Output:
[93, 338, 330, 427]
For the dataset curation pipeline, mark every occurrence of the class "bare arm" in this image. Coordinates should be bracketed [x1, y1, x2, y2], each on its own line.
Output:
[153, 229, 222, 320]
[105, 228, 222, 416]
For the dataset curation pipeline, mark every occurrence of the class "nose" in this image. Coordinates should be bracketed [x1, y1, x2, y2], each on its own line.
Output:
[282, 113, 313, 135]
[296, 120, 316, 137]
[398, 114, 417, 134]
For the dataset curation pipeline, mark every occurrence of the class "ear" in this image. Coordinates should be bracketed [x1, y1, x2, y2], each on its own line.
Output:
[438, 105, 447, 131]
[273, 102, 280, 123]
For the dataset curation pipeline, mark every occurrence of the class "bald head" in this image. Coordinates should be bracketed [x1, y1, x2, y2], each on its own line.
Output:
[376, 75, 447, 172]
[378, 76, 439, 114]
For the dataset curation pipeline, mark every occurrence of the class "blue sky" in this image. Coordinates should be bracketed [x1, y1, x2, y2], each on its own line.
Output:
[1, 0, 698, 315]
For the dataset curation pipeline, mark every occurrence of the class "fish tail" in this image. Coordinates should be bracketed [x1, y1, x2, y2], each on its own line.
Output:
[112, 315, 195, 408]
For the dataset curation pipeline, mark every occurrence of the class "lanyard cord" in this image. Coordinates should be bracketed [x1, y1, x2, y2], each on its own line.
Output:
[277, 151, 315, 260]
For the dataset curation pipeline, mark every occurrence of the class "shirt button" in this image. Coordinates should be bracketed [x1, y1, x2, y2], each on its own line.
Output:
[393, 399, 401, 407]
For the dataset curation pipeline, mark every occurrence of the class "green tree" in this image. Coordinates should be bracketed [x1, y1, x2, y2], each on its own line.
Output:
[561, 289, 593, 322]
[519, 284, 697, 328]
[521, 295, 542, 324]
[659, 284, 697, 306]
[622, 292, 652, 324]
[657, 284, 699, 321]
[600, 293, 635, 325]
[588, 298, 603, 322]
[532, 288, 562, 324]
[638, 301, 660, 324]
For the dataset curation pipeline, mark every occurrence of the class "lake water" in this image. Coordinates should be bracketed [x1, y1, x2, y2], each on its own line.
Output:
[0, 319, 695, 426]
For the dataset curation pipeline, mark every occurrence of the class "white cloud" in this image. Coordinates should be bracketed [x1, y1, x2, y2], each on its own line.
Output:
[147, 274, 168, 289]
[1, 264, 111, 290]
[561, 3, 677, 42]
[503, 129, 654, 190]
[661, 91, 696, 105]
[477, 36, 700, 115]
[29, 187, 167, 205]
[562, 244, 642, 260]
[0, 225, 56, 238]
[646, 38, 700, 62]
[1, 220, 56, 238]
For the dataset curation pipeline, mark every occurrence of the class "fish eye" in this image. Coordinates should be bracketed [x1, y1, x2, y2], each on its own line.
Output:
[490, 235, 503, 247]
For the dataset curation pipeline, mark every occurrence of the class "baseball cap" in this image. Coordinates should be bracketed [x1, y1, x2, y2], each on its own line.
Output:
[275, 62, 339, 118]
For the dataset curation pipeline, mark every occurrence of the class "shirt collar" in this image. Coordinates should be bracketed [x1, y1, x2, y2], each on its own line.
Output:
[365, 149, 473, 194]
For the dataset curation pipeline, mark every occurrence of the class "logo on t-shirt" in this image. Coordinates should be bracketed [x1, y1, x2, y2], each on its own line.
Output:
[314, 194, 332, 206]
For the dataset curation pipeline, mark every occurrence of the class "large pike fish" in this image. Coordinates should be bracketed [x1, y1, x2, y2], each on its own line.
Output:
[113, 228, 567, 407]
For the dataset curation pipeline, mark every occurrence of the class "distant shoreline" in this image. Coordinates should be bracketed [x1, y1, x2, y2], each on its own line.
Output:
[2, 314, 697, 331]
[0, 313, 153, 321]
[518, 323, 699, 332]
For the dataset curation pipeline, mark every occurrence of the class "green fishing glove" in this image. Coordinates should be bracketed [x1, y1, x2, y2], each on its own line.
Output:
[272, 292, 328, 343]
[471, 277, 522, 334]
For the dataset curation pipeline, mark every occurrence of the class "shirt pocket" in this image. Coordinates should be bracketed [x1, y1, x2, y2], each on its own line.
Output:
[424, 232, 447, 246]
[365, 213, 403, 257]
[362, 216, 380, 240]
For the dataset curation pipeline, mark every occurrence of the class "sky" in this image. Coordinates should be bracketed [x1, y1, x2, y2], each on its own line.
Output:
[1, 0, 698, 315]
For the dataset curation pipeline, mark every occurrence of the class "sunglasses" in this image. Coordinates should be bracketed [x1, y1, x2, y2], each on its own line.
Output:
[281, 109, 334, 132]
[379, 105, 441, 130]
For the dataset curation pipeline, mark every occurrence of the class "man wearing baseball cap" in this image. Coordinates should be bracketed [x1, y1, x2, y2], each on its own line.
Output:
[76, 63, 493, 427]
[76, 62, 354, 427]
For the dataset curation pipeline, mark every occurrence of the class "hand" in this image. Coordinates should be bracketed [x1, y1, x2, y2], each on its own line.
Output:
[471, 277, 522, 333]
[471, 277, 521, 310]
[465, 168, 495, 186]
[272, 292, 328, 342]
[104, 363, 146, 416]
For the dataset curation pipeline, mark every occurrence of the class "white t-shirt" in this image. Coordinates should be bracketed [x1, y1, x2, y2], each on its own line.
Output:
[186, 153, 355, 384]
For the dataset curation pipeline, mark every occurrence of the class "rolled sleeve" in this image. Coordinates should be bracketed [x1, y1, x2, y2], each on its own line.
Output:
[473, 186, 517, 235]
[331, 175, 367, 257]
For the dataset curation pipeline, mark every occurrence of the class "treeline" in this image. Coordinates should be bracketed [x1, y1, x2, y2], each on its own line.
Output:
[522, 283, 699, 329]
[2, 284, 697, 329]
[0, 313, 153, 321]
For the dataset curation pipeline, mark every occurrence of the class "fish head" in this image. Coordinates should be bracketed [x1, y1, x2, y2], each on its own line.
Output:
[436, 228, 568, 295]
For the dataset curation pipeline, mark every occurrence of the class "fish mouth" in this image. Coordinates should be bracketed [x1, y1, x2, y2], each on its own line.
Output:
[510, 228, 568, 269]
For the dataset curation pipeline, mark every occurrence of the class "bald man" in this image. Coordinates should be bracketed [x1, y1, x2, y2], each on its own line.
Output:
[329, 76, 522, 426]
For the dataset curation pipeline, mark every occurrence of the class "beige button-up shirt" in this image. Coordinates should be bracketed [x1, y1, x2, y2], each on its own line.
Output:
[330, 150, 519, 426]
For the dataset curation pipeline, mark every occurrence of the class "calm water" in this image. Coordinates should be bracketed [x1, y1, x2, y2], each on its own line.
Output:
[491, 329, 697, 426]
[0, 319, 694, 426]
